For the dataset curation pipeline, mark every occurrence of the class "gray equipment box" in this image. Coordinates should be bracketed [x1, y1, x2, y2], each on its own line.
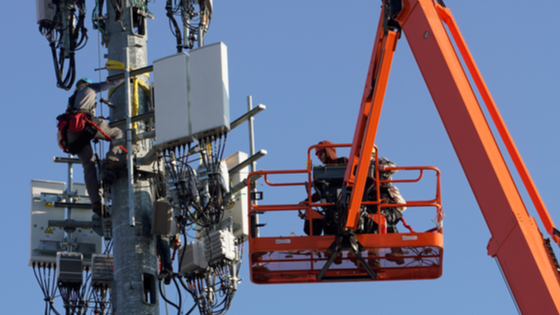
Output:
[313, 162, 375, 181]
[151, 199, 177, 236]
[179, 240, 207, 274]
[313, 165, 347, 181]
[29, 180, 65, 265]
[91, 254, 113, 287]
[29, 180, 102, 266]
[204, 229, 235, 264]
[36, 0, 56, 24]
[56, 252, 83, 285]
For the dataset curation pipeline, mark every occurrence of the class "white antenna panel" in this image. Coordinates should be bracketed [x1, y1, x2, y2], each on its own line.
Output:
[223, 151, 249, 240]
[190, 42, 230, 140]
[153, 52, 193, 149]
[153, 42, 230, 148]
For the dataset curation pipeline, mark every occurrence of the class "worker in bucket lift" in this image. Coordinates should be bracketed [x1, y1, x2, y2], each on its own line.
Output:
[299, 140, 348, 236]
[350, 149, 407, 266]
[298, 142, 407, 261]
[362, 148, 406, 265]
[362, 149, 406, 234]
[66, 77, 125, 217]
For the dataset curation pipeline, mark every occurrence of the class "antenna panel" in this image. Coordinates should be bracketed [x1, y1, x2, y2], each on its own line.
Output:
[190, 42, 230, 140]
[153, 52, 193, 149]
[222, 151, 249, 239]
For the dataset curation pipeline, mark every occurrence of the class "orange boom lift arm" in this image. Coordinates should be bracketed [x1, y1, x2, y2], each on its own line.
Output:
[343, 0, 560, 313]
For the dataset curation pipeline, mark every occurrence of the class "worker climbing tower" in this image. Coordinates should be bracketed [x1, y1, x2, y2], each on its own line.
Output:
[32, 1, 267, 314]
[32, 1, 560, 314]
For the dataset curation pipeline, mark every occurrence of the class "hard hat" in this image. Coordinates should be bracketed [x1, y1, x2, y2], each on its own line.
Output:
[316, 140, 333, 154]
[77, 77, 93, 85]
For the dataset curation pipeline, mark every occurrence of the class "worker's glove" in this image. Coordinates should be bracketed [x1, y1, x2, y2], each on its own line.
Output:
[297, 207, 306, 219]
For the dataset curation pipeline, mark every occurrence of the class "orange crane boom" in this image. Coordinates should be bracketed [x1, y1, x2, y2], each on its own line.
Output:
[343, 0, 560, 313]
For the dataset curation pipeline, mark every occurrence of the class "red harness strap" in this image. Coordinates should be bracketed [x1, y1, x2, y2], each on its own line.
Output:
[400, 217, 416, 233]
[83, 117, 128, 153]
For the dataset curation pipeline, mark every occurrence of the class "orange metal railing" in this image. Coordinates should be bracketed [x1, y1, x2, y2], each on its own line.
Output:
[246, 144, 444, 284]
[247, 144, 443, 236]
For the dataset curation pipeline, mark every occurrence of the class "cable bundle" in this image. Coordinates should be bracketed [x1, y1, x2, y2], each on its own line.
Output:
[39, 0, 89, 90]
[163, 135, 229, 229]
[165, 0, 213, 51]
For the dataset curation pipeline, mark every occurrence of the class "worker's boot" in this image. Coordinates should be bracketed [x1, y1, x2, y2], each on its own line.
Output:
[348, 250, 380, 269]
[105, 154, 127, 170]
[92, 201, 103, 217]
[92, 201, 111, 218]
[367, 249, 381, 268]
[324, 252, 343, 265]
[252, 264, 273, 283]
[386, 247, 405, 265]
[160, 268, 173, 285]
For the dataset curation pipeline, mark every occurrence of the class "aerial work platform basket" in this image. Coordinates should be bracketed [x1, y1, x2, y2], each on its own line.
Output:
[247, 144, 444, 284]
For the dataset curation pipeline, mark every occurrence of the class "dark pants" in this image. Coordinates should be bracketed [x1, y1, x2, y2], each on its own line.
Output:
[67, 118, 123, 204]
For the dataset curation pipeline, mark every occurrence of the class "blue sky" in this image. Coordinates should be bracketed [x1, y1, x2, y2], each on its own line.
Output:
[3, 0, 560, 314]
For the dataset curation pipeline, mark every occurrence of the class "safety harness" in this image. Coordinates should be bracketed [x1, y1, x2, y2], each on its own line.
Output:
[57, 111, 128, 155]
[58, 85, 130, 155]
[56, 111, 97, 154]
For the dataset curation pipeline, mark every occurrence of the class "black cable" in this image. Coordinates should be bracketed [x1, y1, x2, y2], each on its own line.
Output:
[186, 300, 198, 315]
[47, 265, 58, 309]
[45, 1, 85, 90]
[49, 43, 65, 90]
[178, 277, 194, 295]
[40, 264, 49, 297]
[179, 277, 199, 315]
[80, 271, 92, 314]
[158, 278, 181, 314]
[50, 302, 62, 315]
[50, 265, 59, 298]
[220, 134, 228, 161]
[178, 225, 189, 271]
[172, 276, 183, 315]
[91, 289, 100, 312]
[93, 287, 110, 315]
[182, 145, 187, 174]
[48, 266, 61, 315]
[43, 265, 51, 297]
[33, 264, 48, 297]
[73, 2, 89, 51]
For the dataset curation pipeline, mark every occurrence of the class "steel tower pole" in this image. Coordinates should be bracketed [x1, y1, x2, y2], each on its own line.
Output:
[106, 2, 159, 314]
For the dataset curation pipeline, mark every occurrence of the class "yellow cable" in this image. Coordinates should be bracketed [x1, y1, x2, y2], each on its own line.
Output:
[105, 60, 151, 139]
